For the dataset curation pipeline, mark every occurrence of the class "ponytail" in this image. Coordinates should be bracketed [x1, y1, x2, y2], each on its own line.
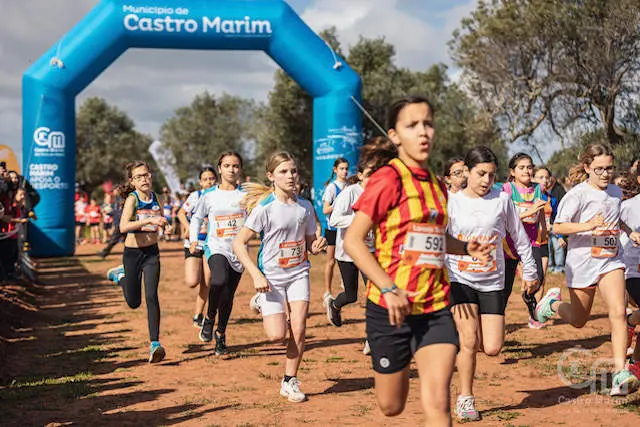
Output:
[325, 157, 348, 187]
[119, 183, 136, 208]
[359, 137, 397, 175]
[240, 182, 273, 213]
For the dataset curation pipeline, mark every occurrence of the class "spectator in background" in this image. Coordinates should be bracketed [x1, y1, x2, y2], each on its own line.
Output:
[101, 193, 115, 243]
[0, 187, 29, 281]
[86, 198, 102, 244]
[98, 186, 124, 258]
[0, 161, 7, 179]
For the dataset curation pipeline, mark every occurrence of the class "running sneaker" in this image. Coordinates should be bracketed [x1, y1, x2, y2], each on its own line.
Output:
[106, 265, 125, 284]
[214, 331, 227, 356]
[527, 317, 546, 329]
[280, 377, 306, 403]
[456, 395, 481, 421]
[326, 297, 342, 327]
[200, 318, 214, 343]
[249, 293, 262, 315]
[322, 291, 332, 308]
[149, 341, 166, 364]
[535, 287, 561, 324]
[610, 368, 640, 396]
[193, 313, 204, 328]
[362, 340, 371, 356]
[522, 291, 538, 321]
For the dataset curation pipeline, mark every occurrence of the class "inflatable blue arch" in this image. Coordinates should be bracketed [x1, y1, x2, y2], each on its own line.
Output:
[23, 0, 362, 257]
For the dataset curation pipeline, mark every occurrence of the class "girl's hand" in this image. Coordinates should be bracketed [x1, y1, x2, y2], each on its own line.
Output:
[383, 288, 418, 327]
[557, 237, 567, 248]
[253, 274, 271, 293]
[532, 199, 547, 211]
[586, 213, 605, 231]
[466, 240, 493, 265]
[148, 216, 168, 227]
[629, 231, 640, 247]
[311, 237, 328, 254]
[189, 241, 201, 255]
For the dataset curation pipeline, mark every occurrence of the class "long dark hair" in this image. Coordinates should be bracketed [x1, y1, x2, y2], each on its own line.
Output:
[324, 157, 349, 187]
[443, 156, 464, 177]
[199, 166, 218, 182]
[465, 146, 498, 171]
[507, 152, 534, 182]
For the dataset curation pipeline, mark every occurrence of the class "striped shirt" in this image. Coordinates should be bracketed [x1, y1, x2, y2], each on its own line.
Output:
[352, 158, 450, 314]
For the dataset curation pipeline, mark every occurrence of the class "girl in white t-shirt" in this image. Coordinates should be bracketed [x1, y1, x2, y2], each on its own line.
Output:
[326, 159, 375, 328]
[190, 153, 246, 355]
[177, 167, 217, 328]
[446, 146, 539, 421]
[536, 144, 640, 396]
[233, 152, 328, 403]
[620, 171, 640, 379]
[322, 158, 349, 306]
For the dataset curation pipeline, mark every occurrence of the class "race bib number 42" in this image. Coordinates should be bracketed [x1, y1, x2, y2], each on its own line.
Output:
[279, 239, 306, 268]
[215, 213, 244, 239]
[591, 229, 619, 258]
[401, 223, 446, 269]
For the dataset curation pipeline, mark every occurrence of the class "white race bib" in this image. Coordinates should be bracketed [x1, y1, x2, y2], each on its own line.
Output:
[591, 229, 619, 258]
[215, 213, 244, 239]
[401, 223, 446, 268]
[279, 239, 306, 268]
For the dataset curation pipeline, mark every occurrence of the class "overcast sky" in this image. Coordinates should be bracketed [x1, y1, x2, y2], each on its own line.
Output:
[0, 0, 482, 168]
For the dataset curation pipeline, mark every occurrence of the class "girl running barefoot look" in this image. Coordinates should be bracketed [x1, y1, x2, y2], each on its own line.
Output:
[446, 146, 539, 421]
[322, 158, 349, 306]
[178, 167, 217, 328]
[344, 96, 492, 426]
[107, 161, 168, 363]
[233, 152, 328, 403]
[190, 153, 246, 355]
[536, 144, 640, 396]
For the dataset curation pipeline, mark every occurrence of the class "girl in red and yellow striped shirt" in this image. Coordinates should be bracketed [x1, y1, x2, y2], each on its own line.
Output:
[345, 96, 492, 425]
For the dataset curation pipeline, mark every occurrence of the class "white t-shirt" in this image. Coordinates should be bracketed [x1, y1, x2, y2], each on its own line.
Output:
[446, 189, 537, 291]
[244, 193, 316, 285]
[555, 182, 625, 288]
[190, 186, 246, 273]
[182, 190, 207, 248]
[328, 183, 374, 262]
[322, 180, 346, 230]
[621, 194, 640, 280]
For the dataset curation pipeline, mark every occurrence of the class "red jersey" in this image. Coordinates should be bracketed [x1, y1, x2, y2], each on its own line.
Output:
[85, 205, 101, 225]
[353, 158, 450, 314]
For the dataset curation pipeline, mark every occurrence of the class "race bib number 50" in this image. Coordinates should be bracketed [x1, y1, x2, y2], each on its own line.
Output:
[591, 229, 619, 258]
[401, 223, 446, 269]
[279, 239, 307, 268]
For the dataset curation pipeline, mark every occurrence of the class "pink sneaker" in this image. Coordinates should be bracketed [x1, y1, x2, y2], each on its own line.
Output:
[528, 317, 545, 329]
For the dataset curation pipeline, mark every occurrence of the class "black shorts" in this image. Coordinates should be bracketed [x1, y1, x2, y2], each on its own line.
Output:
[366, 300, 459, 374]
[184, 247, 203, 259]
[535, 244, 549, 258]
[450, 282, 505, 315]
[324, 229, 337, 246]
[626, 278, 640, 306]
[103, 223, 113, 231]
[89, 223, 99, 228]
[75, 221, 86, 227]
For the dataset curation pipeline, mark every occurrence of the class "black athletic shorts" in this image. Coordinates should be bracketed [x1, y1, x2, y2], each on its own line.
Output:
[626, 278, 640, 306]
[103, 223, 113, 231]
[75, 221, 86, 227]
[449, 282, 505, 315]
[184, 247, 203, 259]
[535, 244, 549, 258]
[366, 300, 459, 374]
[324, 229, 337, 246]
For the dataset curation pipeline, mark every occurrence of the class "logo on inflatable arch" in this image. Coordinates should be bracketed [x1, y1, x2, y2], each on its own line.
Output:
[33, 127, 65, 157]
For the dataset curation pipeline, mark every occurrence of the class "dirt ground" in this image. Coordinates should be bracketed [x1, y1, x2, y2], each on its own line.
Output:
[1, 240, 639, 426]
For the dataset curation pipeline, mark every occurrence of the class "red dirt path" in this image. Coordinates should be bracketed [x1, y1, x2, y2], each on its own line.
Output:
[1, 240, 639, 426]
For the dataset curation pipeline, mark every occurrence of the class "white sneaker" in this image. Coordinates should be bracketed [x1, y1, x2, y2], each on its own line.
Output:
[249, 293, 262, 315]
[280, 377, 306, 403]
[362, 340, 371, 356]
[322, 291, 332, 308]
[456, 395, 481, 421]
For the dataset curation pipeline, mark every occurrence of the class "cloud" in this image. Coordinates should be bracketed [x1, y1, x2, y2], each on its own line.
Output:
[0, 0, 477, 169]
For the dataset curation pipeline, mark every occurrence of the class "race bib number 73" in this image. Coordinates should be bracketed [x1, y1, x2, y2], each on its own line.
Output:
[279, 239, 307, 268]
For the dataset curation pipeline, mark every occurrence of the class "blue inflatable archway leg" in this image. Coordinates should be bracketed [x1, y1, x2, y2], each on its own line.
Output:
[22, 0, 362, 257]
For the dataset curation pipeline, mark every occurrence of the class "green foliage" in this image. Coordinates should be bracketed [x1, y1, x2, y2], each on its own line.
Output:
[76, 97, 155, 193]
[159, 92, 255, 182]
[450, 0, 640, 147]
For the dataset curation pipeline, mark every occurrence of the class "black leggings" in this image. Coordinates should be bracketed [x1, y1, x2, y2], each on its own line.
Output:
[503, 248, 544, 311]
[207, 254, 242, 335]
[334, 260, 367, 310]
[121, 245, 161, 341]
